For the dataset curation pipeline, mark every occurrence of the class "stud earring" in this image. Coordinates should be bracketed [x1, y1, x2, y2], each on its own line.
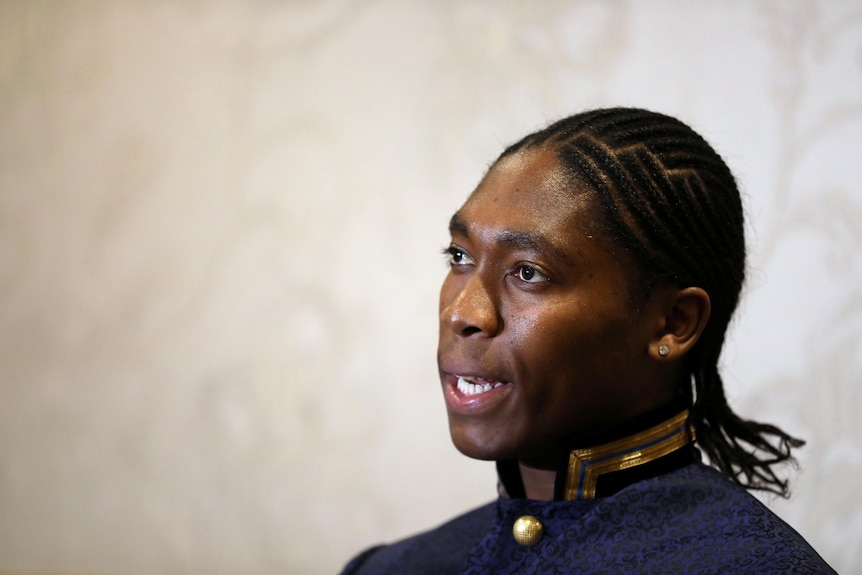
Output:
[658, 344, 670, 357]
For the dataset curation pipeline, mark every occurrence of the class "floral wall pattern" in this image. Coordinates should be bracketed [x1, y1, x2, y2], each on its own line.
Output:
[0, 1, 859, 574]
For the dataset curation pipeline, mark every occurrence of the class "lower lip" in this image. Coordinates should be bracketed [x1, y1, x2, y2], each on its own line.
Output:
[443, 374, 513, 414]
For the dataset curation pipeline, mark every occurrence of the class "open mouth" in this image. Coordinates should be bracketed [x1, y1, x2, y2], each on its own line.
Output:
[456, 375, 509, 396]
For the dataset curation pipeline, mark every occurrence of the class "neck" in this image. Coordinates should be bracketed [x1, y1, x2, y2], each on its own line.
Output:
[517, 461, 557, 501]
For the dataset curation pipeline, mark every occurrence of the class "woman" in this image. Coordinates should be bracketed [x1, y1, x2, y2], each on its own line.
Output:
[342, 108, 835, 574]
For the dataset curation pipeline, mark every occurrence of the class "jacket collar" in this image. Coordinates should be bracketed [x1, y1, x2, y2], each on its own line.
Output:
[497, 401, 697, 501]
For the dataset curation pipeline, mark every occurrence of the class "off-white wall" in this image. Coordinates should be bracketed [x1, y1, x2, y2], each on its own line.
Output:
[1, 1, 860, 574]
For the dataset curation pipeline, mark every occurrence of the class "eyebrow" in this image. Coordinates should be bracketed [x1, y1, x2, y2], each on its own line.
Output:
[448, 213, 573, 265]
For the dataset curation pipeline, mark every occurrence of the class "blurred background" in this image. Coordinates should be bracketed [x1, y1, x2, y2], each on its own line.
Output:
[1, 1, 860, 573]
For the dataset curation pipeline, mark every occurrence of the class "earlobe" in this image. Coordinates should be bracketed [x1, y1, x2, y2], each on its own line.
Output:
[651, 287, 711, 360]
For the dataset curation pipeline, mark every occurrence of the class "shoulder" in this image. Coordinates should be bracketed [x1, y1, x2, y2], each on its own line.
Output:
[597, 463, 836, 574]
[339, 500, 497, 575]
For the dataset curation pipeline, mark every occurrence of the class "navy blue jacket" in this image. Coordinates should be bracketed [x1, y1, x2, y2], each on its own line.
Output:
[342, 462, 834, 574]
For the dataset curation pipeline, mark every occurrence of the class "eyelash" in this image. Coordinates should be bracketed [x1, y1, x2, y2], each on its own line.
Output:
[514, 264, 550, 284]
[442, 246, 474, 267]
[442, 246, 551, 285]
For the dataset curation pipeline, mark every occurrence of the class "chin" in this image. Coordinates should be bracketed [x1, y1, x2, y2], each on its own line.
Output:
[451, 440, 498, 461]
[448, 424, 511, 461]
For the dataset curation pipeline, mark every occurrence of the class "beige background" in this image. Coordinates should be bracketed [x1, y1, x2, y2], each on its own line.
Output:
[1, 1, 860, 574]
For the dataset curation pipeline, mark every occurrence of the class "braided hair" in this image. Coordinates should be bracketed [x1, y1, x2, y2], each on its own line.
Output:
[498, 107, 803, 497]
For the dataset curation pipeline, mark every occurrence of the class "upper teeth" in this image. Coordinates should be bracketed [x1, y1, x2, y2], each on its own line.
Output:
[457, 375, 505, 396]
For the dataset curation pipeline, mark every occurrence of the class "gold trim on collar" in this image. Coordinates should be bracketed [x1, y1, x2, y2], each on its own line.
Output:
[564, 409, 693, 500]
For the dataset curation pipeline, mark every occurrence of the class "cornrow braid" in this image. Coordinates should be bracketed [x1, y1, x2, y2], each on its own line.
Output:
[498, 107, 804, 497]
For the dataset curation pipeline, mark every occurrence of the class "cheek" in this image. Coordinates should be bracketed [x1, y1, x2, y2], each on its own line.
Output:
[503, 308, 591, 385]
[507, 304, 588, 350]
[438, 274, 460, 318]
[502, 308, 540, 343]
[438, 275, 451, 309]
[518, 307, 633, 372]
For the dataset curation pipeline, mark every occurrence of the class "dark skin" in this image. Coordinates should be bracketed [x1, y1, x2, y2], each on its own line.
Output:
[437, 147, 710, 500]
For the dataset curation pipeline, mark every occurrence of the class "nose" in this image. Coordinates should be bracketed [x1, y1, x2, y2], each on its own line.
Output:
[440, 273, 502, 338]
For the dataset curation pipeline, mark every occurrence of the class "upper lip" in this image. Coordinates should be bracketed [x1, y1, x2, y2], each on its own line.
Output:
[454, 374, 510, 385]
[438, 356, 512, 384]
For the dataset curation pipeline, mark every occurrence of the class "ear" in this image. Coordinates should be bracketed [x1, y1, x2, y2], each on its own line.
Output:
[648, 286, 711, 361]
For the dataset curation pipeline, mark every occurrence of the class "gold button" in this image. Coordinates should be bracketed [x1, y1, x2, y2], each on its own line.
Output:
[512, 515, 543, 547]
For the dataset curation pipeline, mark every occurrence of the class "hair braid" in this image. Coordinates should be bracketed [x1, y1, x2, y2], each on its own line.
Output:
[498, 107, 804, 496]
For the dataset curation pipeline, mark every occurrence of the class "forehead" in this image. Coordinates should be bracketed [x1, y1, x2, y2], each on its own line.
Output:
[455, 148, 601, 244]
[471, 148, 575, 213]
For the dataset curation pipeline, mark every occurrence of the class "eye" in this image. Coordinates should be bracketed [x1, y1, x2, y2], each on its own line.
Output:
[443, 246, 475, 267]
[515, 264, 550, 284]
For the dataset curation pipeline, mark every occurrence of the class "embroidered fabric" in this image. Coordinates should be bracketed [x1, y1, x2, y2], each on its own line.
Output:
[341, 463, 836, 574]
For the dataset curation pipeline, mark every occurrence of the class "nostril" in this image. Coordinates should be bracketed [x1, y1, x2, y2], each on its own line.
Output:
[460, 326, 483, 337]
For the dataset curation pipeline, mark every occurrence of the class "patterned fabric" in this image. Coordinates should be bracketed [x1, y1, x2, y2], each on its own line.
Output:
[341, 463, 835, 574]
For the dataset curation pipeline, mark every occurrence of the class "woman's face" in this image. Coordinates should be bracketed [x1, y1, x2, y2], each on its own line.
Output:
[438, 147, 667, 465]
